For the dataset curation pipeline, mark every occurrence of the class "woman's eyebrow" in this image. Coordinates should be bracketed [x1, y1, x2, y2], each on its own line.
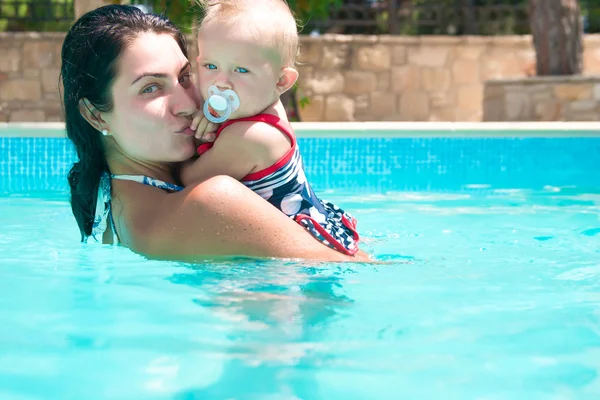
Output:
[131, 62, 191, 85]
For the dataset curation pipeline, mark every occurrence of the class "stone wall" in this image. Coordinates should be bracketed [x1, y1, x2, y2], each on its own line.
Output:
[0, 33, 64, 122]
[3, 31, 600, 122]
[295, 34, 600, 122]
[296, 35, 532, 122]
[484, 76, 600, 121]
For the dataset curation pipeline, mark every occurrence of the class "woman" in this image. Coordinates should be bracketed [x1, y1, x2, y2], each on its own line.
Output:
[61, 4, 370, 262]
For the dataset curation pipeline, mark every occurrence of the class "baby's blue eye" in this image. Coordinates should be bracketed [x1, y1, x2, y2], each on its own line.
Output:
[235, 67, 249, 73]
[205, 64, 217, 70]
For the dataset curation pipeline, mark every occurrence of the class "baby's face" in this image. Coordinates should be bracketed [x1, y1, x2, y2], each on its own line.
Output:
[196, 24, 283, 119]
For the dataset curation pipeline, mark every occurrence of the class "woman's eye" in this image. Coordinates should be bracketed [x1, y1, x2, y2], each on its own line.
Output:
[141, 84, 159, 94]
[235, 67, 249, 73]
[180, 74, 192, 84]
[205, 64, 217, 70]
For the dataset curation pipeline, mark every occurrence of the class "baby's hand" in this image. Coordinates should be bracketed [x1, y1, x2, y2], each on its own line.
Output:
[190, 110, 218, 143]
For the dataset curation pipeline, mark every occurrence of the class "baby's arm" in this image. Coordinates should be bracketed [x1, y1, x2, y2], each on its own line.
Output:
[180, 121, 290, 186]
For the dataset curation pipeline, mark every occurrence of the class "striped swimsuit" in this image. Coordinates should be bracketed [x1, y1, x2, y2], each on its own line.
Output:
[197, 114, 360, 255]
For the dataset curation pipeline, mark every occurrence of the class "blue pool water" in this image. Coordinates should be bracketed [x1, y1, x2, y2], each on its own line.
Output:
[1, 131, 600, 399]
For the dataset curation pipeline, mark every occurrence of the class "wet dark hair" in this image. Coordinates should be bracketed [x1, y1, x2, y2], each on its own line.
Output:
[60, 4, 188, 241]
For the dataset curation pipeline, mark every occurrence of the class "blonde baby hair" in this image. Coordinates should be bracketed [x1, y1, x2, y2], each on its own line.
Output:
[195, 0, 299, 67]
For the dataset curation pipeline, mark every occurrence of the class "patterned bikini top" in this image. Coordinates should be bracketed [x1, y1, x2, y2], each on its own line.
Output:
[91, 172, 182, 244]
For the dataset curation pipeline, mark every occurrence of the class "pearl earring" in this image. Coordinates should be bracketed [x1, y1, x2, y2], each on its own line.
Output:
[101, 129, 108, 136]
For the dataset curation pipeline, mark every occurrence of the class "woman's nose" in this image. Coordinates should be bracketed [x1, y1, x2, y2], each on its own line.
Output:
[172, 84, 198, 117]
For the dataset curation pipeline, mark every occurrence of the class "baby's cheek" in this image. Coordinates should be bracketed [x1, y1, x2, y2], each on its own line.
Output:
[196, 71, 209, 90]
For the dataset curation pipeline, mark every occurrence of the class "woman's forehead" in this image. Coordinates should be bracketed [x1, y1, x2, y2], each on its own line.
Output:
[118, 32, 188, 80]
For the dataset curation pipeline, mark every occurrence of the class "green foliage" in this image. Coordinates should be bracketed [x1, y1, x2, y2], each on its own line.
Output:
[378, 0, 530, 36]
[298, 93, 310, 109]
[0, 0, 550, 36]
[582, 3, 600, 34]
[287, 0, 343, 26]
[127, 0, 200, 33]
[131, 0, 342, 34]
[0, 0, 73, 32]
[0, 0, 342, 33]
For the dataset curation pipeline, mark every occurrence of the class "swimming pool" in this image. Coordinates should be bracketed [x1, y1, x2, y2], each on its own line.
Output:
[1, 122, 600, 399]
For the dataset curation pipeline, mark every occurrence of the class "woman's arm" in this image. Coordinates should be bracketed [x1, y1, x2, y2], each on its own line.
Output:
[111, 175, 370, 262]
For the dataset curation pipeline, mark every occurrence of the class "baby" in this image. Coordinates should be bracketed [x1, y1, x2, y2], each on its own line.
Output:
[180, 0, 360, 255]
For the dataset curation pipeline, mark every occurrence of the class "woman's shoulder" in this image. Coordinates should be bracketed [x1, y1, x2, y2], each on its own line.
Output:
[110, 175, 244, 252]
[110, 175, 366, 262]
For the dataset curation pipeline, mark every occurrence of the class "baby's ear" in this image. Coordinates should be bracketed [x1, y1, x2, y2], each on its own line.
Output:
[276, 67, 299, 95]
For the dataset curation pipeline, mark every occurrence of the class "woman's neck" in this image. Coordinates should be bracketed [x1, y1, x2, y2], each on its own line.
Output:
[103, 137, 175, 184]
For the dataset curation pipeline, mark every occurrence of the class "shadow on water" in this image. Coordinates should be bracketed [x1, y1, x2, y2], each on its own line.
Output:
[164, 259, 358, 399]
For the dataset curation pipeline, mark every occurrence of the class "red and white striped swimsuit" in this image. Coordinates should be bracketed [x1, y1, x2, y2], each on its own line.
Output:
[197, 113, 360, 255]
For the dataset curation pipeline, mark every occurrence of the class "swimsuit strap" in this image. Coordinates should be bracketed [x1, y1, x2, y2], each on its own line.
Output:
[111, 174, 184, 192]
[90, 173, 184, 244]
[198, 114, 296, 156]
[91, 172, 113, 243]
[216, 113, 296, 145]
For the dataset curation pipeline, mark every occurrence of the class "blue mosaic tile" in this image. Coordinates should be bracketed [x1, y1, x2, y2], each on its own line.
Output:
[0, 137, 77, 193]
[298, 137, 600, 192]
[1, 136, 599, 194]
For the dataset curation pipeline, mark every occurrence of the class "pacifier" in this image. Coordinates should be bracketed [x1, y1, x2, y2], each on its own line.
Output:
[203, 85, 240, 123]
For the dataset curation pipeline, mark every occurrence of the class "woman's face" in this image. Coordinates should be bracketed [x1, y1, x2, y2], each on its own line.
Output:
[103, 32, 201, 163]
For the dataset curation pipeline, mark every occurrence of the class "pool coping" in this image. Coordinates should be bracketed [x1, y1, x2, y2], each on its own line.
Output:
[1, 121, 600, 138]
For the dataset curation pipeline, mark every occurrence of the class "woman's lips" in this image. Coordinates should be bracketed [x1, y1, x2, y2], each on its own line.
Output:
[177, 127, 195, 136]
